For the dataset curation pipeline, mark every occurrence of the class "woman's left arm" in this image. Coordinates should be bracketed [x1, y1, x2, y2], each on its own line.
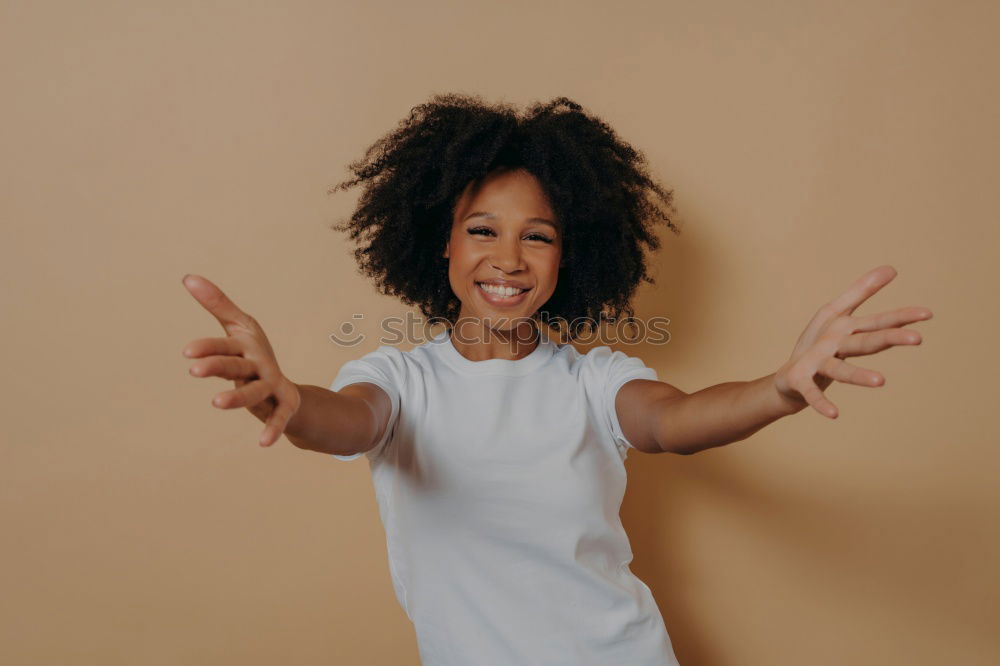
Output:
[617, 265, 934, 456]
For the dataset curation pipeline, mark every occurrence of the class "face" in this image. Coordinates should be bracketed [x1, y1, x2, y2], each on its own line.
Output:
[443, 168, 564, 336]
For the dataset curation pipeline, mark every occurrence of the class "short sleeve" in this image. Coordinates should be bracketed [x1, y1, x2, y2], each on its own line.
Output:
[328, 345, 402, 462]
[594, 347, 658, 458]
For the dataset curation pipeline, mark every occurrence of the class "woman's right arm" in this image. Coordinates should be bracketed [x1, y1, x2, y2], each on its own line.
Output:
[181, 273, 389, 454]
[283, 382, 392, 456]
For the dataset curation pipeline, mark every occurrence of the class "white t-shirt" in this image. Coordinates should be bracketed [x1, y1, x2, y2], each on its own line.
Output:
[330, 328, 680, 666]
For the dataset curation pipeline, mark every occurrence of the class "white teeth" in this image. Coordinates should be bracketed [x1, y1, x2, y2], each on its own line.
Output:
[478, 283, 525, 297]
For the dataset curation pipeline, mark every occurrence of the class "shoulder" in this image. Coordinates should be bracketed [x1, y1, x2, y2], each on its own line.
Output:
[331, 334, 447, 388]
[337, 343, 408, 373]
[330, 342, 414, 395]
[349, 342, 409, 366]
[576, 344, 658, 385]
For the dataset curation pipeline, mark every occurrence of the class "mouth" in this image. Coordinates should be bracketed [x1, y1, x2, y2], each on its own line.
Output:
[475, 281, 532, 307]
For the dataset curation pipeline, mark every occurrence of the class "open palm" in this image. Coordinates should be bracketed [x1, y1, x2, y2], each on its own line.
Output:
[773, 265, 934, 419]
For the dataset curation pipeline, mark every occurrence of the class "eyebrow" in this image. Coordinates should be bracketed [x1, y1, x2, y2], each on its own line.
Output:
[463, 211, 559, 231]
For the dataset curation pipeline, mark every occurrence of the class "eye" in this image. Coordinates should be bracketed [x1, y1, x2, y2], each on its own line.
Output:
[525, 233, 554, 244]
[467, 226, 495, 237]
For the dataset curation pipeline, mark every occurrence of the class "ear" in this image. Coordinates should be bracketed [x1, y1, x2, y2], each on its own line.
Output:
[443, 241, 449, 259]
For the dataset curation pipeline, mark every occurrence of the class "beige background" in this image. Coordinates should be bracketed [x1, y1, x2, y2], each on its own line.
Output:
[2, 1, 997, 664]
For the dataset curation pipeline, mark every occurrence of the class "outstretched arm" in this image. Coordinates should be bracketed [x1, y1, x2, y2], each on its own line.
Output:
[617, 265, 934, 456]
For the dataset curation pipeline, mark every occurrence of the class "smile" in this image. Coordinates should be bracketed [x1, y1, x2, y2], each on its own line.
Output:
[476, 282, 531, 306]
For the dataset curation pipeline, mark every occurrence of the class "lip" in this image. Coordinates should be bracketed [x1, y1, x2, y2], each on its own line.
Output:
[475, 281, 531, 307]
[476, 278, 532, 289]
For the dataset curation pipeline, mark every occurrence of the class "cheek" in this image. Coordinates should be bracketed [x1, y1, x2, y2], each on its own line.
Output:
[446, 244, 480, 286]
[535, 264, 561, 296]
[447, 237, 478, 264]
[545, 252, 563, 277]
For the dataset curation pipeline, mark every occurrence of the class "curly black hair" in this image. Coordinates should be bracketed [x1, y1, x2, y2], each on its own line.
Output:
[328, 92, 680, 342]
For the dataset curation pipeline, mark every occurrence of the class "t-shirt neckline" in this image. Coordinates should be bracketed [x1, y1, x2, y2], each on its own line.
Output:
[431, 327, 556, 376]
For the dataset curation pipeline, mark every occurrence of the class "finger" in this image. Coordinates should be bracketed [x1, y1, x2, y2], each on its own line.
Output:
[212, 379, 272, 410]
[836, 328, 923, 359]
[795, 378, 839, 419]
[182, 274, 253, 334]
[190, 355, 259, 381]
[828, 265, 898, 318]
[259, 400, 292, 447]
[260, 383, 299, 447]
[851, 306, 934, 333]
[818, 356, 884, 388]
[183, 336, 246, 359]
[793, 266, 899, 352]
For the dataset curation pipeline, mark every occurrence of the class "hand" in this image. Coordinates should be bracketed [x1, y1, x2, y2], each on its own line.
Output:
[181, 274, 301, 447]
[773, 265, 933, 419]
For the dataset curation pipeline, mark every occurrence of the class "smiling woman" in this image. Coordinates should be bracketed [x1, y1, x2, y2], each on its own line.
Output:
[183, 90, 936, 666]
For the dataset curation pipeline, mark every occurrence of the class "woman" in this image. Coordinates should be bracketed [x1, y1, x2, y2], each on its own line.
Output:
[181, 94, 933, 665]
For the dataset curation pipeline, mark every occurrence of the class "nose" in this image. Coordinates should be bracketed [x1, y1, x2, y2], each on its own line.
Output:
[488, 236, 526, 273]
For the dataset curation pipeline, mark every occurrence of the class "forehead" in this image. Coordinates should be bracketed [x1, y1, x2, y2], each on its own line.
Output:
[453, 169, 556, 223]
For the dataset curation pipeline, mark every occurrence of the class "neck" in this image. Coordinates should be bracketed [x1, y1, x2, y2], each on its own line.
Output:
[447, 318, 542, 362]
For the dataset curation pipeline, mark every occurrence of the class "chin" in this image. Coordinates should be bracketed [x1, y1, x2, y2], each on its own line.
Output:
[461, 306, 538, 332]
